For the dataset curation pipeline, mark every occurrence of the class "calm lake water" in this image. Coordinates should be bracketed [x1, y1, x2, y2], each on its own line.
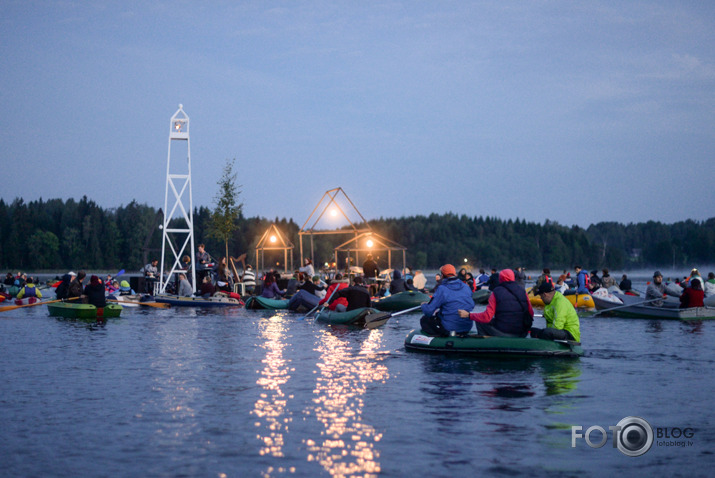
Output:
[1, 276, 714, 477]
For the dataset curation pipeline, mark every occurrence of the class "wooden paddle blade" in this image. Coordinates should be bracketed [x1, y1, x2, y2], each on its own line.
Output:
[109, 299, 170, 308]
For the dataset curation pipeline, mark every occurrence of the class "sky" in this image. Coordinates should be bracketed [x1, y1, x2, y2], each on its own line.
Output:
[2, 1, 714, 229]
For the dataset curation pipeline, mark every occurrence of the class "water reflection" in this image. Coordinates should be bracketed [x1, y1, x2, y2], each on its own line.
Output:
[306, 328, 387, 476]
[419, 356, 582, 402]
[146, 318, 200, 448]
[252, 314, 293, 462]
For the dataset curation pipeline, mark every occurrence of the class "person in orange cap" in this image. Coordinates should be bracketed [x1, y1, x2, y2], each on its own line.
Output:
[419, 264, 474, 336]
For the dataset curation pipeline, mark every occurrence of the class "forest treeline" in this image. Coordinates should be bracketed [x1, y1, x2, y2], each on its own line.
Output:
[0, 197, 713, 272]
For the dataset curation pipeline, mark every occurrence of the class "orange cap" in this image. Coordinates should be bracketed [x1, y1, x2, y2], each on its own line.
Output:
[440, 264, 456, 277]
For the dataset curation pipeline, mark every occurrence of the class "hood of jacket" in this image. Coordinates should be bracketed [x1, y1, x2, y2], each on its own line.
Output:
[499, 269, 515, 283]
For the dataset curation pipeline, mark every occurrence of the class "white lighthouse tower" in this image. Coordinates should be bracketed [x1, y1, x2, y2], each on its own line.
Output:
[159, 104, 196, 294]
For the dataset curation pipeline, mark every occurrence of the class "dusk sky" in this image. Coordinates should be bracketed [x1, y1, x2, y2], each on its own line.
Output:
[2, 1, 714, 229]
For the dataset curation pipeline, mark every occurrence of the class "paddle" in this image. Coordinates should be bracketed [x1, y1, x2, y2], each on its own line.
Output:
[592, 296, 666, 317]
[300, 282, 342, 320]
[0, 296, 79, 313]
[364, 304, 422, 329]
[108, 299, 170, 309]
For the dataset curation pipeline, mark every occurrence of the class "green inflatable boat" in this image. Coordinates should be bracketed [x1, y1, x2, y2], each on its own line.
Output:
[372, 291, 430, 312]
[47, 302, 123, 319]
[473, 289, 491, 305]
[404, 329, 583, 357]
[245, 296, 290, 310]
[316, 307, 390, 329]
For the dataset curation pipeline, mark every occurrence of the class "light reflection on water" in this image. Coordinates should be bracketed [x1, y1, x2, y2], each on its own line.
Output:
[252, 314, 293, 465]
[306, 328, 387, 477]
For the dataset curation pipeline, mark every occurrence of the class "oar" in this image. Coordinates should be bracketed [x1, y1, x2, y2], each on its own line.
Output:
[0, 296, 79, 313]
[300, 282, 342, 320]
[592, 296, 666, 317]
[364, 304, 423, 329]
[108, 299, 170, 309]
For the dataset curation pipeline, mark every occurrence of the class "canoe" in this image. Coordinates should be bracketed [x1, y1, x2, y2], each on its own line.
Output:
[245, 296, 290, 310]
[154, 294, 242, 307]
[47, 302, 123, 319]
[592, 293, 715, 320]
[372, 291, 430, 311]
[404, 329, 583, 357]
[473, 289, 491, 305]
[528, 291, 594, 309]
[316, 307, 389, 328]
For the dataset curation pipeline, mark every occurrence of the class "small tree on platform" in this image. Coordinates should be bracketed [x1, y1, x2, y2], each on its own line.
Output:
[208, 158, 243, 260]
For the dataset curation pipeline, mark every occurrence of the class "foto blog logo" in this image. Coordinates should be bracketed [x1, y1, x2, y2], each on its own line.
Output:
[572, 416, 654, 457]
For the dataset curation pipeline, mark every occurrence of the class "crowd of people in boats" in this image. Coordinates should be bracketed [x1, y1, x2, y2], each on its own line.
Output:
[2, 238, 713, 338]
[0, 270, 133, 309]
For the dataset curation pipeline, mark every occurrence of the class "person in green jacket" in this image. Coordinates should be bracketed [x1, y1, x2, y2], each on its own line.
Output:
[530, 281, 580, 342]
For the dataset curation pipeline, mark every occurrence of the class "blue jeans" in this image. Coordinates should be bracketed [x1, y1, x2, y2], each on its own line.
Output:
[287, 289, 320, 311]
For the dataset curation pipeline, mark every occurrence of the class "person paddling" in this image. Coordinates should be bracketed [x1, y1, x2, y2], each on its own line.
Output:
[645, 271, 680, 307]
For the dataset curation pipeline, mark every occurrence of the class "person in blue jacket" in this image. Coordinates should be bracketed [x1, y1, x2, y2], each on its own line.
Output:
[564, 265, 590, 295]
[420, 264, 474, 335]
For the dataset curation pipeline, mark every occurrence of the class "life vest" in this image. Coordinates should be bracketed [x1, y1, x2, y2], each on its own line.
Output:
[22, 285, 37, 298]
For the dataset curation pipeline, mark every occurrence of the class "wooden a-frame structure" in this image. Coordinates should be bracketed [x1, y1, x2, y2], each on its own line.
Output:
[255, 223, 294, 274]
[298, 187, 406, 272]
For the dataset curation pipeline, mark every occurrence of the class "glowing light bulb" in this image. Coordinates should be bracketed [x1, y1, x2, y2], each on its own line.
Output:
[367, 240, 374, 248]
[330, 209, 338, 217]
[270, 235, 277, 243]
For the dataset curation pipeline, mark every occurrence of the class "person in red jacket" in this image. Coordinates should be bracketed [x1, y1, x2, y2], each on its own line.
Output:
[319, 273, 349, 311]
[680, 278, 705, 308]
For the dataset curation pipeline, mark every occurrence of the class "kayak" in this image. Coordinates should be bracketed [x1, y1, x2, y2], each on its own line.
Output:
[473, 289, 490, 305]
[154, 294, 242, 307]
[47, 302, 123, 319]
[404, 329, 583, 357]
[592, 293, 715, 320]
[245, 296, 290, 310]
[14, 297, 41, 306]
[373, 291, 430, 312]
[528, 291, 594, 309]
[316, 307, 389, 328]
